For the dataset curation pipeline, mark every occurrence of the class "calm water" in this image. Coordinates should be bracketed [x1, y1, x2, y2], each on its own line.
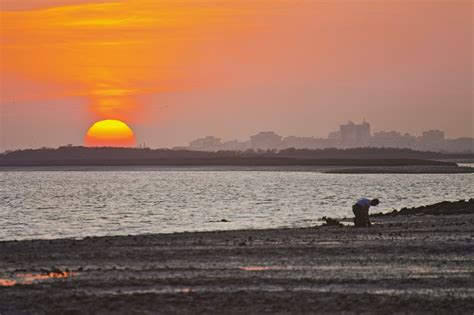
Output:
[1, 167, 472, 241]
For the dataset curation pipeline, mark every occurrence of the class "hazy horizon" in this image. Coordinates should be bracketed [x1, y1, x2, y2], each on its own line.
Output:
[1, 0, 473, 151]
[1, 121, 473, 152]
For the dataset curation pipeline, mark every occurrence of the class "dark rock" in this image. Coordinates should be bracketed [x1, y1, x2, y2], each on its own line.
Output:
[321, 217, 343, 227]
[371, 199, 474, 217]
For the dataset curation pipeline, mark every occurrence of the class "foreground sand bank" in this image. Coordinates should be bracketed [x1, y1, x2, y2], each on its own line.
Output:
[1, 207, 473, 313]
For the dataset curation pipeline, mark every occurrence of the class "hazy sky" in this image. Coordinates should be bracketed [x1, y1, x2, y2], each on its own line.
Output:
[1, 0, 472, 150]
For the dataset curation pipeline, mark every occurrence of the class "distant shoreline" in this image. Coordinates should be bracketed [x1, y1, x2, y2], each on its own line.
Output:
[0, 157, 460, 167]
[1, 164, 473, 174]
[326, 165, 474, 174]
[1, 159, 473, 174]
[3, 147, 473, 172]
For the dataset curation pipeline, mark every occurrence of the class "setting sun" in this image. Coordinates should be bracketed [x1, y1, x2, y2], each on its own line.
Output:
[84, 119, 136, 147]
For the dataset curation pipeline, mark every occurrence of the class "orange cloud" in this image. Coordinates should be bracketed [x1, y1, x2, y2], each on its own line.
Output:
[0, 0, 119, 11]
[1, 0, 282, 123]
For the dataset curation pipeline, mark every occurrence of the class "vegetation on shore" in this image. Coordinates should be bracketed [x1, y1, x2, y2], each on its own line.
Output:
[1, 146, 470, 167]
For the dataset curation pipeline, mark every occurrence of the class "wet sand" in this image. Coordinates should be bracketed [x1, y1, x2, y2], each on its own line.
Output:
[1, 212, 473, 314]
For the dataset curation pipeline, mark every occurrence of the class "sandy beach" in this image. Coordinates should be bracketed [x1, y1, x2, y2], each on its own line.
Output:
[1, 203, 473, 314]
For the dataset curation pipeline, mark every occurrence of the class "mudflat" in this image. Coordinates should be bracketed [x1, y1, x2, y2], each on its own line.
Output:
[1, 211, 473, 314]
[325, 165, 474, 174]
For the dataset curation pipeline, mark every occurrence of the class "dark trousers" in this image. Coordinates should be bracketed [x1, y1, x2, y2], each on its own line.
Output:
[353, 204, 371, 227]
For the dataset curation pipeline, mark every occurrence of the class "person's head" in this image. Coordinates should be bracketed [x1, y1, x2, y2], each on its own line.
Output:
[371, 199, 380, 206]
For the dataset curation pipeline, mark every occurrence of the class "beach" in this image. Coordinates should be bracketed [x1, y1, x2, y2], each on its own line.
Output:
[1, 202, 473, 314]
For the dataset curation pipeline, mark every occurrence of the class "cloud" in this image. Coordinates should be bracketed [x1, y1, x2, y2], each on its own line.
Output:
[1, 0, 281, 122]
[0, 0, 119, 11]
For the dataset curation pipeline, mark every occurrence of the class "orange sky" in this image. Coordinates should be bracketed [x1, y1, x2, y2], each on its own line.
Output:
[1, 0, 472, 150]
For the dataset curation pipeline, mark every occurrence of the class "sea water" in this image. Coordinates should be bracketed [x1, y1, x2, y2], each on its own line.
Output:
[0, 167, 472, 240]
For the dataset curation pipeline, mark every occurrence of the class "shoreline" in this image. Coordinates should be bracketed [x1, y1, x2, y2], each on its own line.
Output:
[1, 164, 472, 174]
[1, 199, 472, 243]
[326, 165, 474, 174]
[1, 202, 473, 313]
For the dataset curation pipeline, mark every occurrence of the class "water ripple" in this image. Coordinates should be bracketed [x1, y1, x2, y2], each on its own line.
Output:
[0, 169, 472, 240]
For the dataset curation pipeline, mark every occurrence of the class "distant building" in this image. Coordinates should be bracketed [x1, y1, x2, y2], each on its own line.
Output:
[339, 121, 371, 147]
[371, 131, 415, 149]
[250, 131, 283, 150]
[327, 131, 341, 140]
[282, 136, 329, 149]
[221, 140, 250, 151]
[421, 130, 445, 142]
[445, 138, 474, 153]
[417, 130, 445, 151]
[184, 122, 473, 153]
[189, 136, 222, 151]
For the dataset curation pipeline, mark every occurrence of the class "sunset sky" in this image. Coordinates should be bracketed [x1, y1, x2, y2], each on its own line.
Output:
[0, 0, 472, 150]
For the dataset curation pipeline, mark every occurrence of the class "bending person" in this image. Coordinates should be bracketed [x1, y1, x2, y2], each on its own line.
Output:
[352, 198, 379, 227]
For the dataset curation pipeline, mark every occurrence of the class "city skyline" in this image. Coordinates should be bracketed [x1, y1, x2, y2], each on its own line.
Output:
[185, 121, 473, 153]
[2, 120, 472, 154]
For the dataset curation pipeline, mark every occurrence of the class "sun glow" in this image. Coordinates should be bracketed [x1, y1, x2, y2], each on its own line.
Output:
[0, 1, 266, 122]
[85, 119, 136, 147]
